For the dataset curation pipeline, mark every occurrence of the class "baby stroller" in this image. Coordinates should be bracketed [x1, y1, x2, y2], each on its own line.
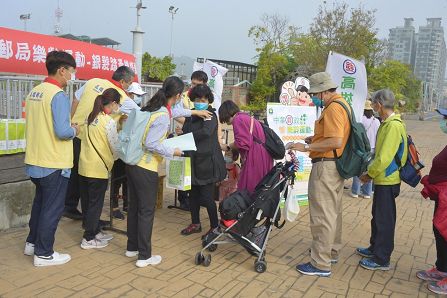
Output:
[194, 152, 298, 273]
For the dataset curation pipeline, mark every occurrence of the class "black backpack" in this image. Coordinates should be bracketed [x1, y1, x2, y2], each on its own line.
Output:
[332, 100, 372, 179]
[250, 117, 286, 160]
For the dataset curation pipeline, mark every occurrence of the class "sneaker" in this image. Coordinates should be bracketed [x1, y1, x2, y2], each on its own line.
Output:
[428, 278, 447, 295]
[24, 242, 34, 256]
[34, 251, 71, 267]
[180, 224, 202, 235]
[308, 248, 338, 264]
[81, 238, 108, 249]
[296, 262, 331, 277]
[356, 247, 374, 258]
[417, 267, 447, 282]
[125, 250, 138, 258]
[95, 232, 113, 242]
[112, 209, 125, 220]
[361, 194, 371, 199]
[359, 258, 390, 271]
[135, 255, 162, 268]
[63, 209, 83, 220]
[350, 193, 359, 198]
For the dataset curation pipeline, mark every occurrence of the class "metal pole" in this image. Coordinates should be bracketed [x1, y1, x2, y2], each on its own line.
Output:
[169, 14, 174, 57]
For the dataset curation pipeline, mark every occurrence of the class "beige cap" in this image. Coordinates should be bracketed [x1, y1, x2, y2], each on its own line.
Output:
[308, 72, 338, 93]
[364, 100, 373, 111]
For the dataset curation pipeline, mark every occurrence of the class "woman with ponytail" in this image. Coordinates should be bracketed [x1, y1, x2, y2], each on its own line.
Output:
[78, 88, 121, 250]
[125, 76, 185, 268]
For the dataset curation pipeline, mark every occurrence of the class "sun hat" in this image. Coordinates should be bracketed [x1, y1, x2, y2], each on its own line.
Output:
[308, 72, 338, 94]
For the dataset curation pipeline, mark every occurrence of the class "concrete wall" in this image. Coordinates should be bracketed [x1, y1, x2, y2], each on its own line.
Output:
[0, 180, 34, 230]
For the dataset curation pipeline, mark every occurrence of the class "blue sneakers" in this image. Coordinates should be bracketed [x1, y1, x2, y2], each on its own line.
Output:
[296, 262, 331, 277]
[356, 247, 374, 258]
[359, 258, 390, 271]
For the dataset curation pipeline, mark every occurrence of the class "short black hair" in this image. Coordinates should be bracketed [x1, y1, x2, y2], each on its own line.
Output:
[112, 66, 135, 83]
[218, 100, 240, 124]
[46, 51, 76, 75]
[191, 70, 208, 83]
[364, 109, 374, 119]
[328, 87, 337, 93]
[189, 84, 214, 103]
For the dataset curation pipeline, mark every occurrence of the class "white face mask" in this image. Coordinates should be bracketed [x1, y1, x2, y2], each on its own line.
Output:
[70, 73, 76, 81]
[134, 96, 142, 105]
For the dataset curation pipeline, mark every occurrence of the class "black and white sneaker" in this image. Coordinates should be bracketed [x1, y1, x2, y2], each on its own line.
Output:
[34, 251, 71, 267]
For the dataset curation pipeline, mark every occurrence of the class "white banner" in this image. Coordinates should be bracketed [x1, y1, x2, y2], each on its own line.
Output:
[325, 51, 368, 122]
[193, 60, 228, 113]
[266, 103, 317, 205]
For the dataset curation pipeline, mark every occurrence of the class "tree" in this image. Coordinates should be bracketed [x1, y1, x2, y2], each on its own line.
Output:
[248, 14, 298, 53]
[141, 53, 176, 82]
[246, 14, 298, 111]
[368, 60, 421, 111]
[291, 2, 383, 73]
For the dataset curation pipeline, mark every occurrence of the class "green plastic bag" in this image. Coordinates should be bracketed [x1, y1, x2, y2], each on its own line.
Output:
[0, 119, 26, 155]
[166, 157, 191, 191]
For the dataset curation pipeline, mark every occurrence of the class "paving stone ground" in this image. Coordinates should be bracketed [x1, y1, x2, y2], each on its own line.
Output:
[0, 119, 446, 298]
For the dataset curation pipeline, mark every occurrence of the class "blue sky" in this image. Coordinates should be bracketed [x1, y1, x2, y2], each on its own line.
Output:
[1, 0, 447, 64]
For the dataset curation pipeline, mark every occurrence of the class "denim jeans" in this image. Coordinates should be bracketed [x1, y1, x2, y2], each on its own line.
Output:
[351, 176, 373, 196]
[26, 170, 68, 256]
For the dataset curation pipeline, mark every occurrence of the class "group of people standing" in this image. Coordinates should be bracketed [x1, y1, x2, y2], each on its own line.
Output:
[21, 50, 447, 294]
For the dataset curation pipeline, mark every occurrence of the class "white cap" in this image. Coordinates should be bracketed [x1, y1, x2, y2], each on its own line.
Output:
[127, 82, 147, 95]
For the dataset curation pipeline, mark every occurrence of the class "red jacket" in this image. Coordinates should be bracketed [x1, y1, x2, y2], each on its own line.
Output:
[421, 175, 447, 241]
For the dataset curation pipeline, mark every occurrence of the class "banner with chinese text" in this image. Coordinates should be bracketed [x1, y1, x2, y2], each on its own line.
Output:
[266, 103, 317, 206]
[0, 27, 136, 80]
[193, 60, 228, 113]
[325, 51, 367, 122]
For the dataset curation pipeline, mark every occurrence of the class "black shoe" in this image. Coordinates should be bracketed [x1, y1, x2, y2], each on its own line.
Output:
[112, 209, 125, 220]
[63, 209, 83, 220]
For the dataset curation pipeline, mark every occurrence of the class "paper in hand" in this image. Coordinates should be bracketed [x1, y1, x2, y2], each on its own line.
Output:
[162, 133, 197, 151]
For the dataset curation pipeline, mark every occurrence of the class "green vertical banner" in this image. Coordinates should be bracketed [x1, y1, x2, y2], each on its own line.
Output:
[0, 119, 26, 155]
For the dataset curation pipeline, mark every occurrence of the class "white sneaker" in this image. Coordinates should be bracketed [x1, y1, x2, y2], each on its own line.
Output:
[24, 242, 34, 256]
[135, 255, 162, 268]
[362, 195, 371, 199]
[350, 193, 359, 198]
[34, 251, 71, 267]
[95, 232, 113, 242]
[125, 250, 138, 258]
[81, 238, 108, 249]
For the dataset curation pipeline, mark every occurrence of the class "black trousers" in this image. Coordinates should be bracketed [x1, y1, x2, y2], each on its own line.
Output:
[79, 176, 108, 241]
[126, 165, 158, 260]
[111, 159, 128, 209]
[368, 184, 400, 265]
[434, 200, 447, 272]
[65, 137, 81, 212]
[190, 183, 219, 229]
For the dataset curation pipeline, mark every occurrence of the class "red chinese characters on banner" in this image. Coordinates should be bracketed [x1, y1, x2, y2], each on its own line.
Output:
[0, 27, 136, 80]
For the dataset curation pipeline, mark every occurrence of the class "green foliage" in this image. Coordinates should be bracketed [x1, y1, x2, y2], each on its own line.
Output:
[368, 60, 421, 112]
[141, 53, 176, 82]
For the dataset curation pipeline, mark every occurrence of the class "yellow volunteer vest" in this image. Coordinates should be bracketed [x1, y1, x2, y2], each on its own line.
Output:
[79, 113, 115, 179]
[24, 82, 73, 169]
[182, 92, 194, 109]
[72, 78, 127, 135]
[137, 111, 169, 172]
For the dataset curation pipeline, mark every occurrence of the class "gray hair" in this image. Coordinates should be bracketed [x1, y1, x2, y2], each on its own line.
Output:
[371, 89, 395, 109]
[112, 66, 135, 83]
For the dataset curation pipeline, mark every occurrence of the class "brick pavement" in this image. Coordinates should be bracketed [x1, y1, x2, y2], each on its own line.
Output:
[0, 119, 445, 298]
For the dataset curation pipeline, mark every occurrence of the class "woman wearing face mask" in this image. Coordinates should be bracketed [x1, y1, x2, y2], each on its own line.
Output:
[78, 88, 122, 249]
[416, 108, 447, 295]
[125, 76, 183, 268]
[179, 84, 226, 237]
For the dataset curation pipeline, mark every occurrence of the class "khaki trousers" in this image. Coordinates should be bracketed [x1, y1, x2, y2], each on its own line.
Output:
[308, 160, 344, 271]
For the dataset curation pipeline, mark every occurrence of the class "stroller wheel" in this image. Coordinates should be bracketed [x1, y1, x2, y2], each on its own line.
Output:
[207, 244, 218, 252]
[203, 254, 212, 267]
[254, 260, 267, 273]
[194, 252, 203, 265]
